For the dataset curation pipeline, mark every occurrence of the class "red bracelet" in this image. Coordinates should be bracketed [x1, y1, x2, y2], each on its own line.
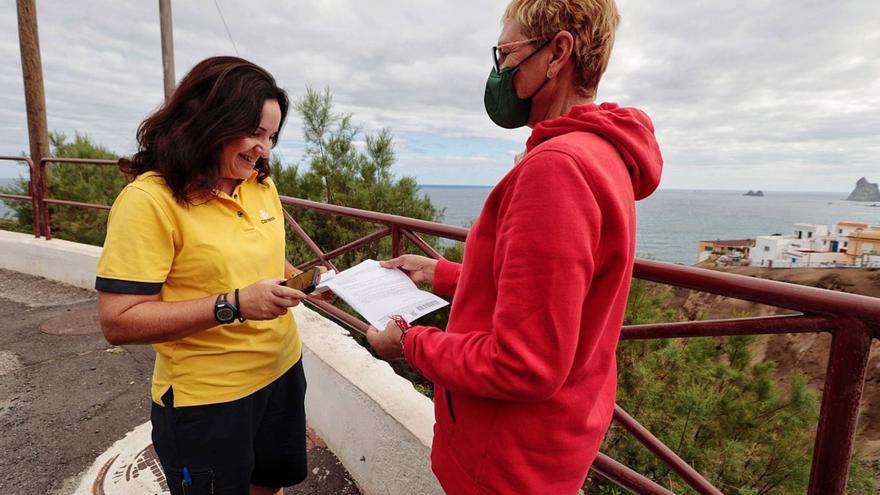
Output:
[389, 315, 410, 351]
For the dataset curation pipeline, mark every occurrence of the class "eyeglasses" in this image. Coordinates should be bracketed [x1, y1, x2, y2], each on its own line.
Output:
[492, 37, 541, 72]
[492, 37, 551, 72]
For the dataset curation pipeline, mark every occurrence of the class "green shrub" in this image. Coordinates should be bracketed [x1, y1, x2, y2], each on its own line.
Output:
[273, 87, 442, 269]
[586, 279, 876, 494]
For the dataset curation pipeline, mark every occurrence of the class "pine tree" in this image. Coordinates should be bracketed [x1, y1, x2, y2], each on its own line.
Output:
[44, 132, 126, 245]
[273, 86, 442, 267]
[586, 279, 876, 494]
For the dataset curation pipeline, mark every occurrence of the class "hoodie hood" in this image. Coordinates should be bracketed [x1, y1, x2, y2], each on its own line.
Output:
[525, 102, 663, 200]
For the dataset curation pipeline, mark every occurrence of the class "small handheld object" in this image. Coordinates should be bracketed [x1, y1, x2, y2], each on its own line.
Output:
[182, 466, 192, 493]
[281, 267, 321, 294]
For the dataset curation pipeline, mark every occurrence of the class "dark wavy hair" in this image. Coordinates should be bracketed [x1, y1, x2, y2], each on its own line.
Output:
[121, 56, 289, 203]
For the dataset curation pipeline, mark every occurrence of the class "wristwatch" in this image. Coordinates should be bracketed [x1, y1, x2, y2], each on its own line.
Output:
[214, 292, 242, 324]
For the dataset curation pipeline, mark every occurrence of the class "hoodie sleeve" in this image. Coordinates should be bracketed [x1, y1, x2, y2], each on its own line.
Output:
[404, 150, 600, 401]
[432, 257, 461, 297]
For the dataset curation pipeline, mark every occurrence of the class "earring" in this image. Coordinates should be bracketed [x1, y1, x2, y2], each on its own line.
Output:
[547, 69, 554, 78]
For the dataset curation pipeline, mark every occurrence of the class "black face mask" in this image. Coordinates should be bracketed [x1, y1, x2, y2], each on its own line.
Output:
[484, 39, 553, 129]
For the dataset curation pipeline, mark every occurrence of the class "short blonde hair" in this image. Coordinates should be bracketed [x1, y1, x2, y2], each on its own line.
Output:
[504, 0, 620, 97]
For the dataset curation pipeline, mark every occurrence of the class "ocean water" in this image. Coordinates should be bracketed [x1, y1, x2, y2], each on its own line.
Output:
[420, 186, 879, 265]
[3, 178, 876, 266]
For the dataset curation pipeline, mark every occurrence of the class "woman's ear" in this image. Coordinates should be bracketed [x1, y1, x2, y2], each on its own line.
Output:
[548, 31, 576, 77]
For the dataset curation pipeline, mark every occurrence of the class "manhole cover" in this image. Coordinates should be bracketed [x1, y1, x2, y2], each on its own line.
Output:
[39, 308, 102, 336]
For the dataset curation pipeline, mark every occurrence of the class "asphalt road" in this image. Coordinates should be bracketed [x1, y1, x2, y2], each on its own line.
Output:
[0, 268, 359, 494]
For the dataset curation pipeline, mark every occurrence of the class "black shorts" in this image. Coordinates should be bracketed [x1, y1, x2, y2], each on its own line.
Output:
[151, 359, 308, 494]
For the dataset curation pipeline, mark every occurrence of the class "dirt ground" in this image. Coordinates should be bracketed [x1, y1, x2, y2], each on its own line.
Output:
[0, 269, 359, 495]
[670, 265, 880, 461]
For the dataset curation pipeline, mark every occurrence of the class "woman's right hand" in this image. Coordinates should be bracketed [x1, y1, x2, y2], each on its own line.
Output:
[237, 278, 307, 320]
[380, 255, 438, 286]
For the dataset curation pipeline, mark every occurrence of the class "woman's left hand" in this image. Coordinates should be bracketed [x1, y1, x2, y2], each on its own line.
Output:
[306, 290, 335, 303]
[308, 266, 334, 302]
[366, 321, 403, 360]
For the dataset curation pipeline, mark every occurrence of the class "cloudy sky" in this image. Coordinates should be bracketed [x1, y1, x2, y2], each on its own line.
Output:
[1, 0, 878, 191]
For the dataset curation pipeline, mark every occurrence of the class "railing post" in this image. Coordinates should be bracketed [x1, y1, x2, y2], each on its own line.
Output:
[39, 158, 51, 239]
[391, 225, 402, 257]
[808, 319, 872, 494]
[26, 157, 41, 237]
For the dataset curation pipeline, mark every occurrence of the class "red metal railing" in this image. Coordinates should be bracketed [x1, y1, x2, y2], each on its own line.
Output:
[3, 155, 877, 494]
[278, 197, 877, 495]
[36, 157, 118, 240]
[0, 156, 40, 237]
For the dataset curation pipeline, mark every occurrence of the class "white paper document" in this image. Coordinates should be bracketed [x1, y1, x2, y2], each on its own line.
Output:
[322, 259, 449, 330]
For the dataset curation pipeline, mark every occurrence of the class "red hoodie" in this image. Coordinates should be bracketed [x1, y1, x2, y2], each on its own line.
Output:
[403, 103, 663, 494]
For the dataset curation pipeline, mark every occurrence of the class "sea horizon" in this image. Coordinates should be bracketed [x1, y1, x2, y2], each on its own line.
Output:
[418, 183, 853, 195]
[418, 187, 880, 264]
[0, 176, 860, 195]
[4, 179, 879, 264]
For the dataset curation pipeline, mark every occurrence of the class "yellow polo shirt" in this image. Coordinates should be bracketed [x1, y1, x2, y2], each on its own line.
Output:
[96, 171, 301, 407]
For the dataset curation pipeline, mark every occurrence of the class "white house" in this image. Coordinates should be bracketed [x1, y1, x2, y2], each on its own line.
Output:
[751, 224, 850, 268]
[751, 235, 794, 267]
[736, 220, 880, 268]
[790, 223, 830, 252]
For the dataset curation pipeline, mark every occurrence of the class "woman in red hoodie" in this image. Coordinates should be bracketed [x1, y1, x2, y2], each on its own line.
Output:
[367, 1, 663, 493]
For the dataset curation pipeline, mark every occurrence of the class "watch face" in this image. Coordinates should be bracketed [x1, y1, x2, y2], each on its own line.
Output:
[216, 307, 235, 322]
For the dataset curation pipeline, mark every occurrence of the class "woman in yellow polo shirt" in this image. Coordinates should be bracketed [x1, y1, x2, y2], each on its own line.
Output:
[96, 56, 309, 495]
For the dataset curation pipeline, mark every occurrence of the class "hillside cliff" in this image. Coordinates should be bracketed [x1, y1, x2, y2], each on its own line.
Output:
[670, 266, 880, 460]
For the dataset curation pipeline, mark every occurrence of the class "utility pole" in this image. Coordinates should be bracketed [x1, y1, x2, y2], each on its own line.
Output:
[159, 0, 175, 101]
[16, 0, 50, 165]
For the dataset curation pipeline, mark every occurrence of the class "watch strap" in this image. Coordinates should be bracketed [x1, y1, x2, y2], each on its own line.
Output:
[233, 288, 245, 322]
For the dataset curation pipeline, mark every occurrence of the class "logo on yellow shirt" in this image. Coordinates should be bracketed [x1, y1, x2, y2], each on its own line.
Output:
[259, 209, 276, 224]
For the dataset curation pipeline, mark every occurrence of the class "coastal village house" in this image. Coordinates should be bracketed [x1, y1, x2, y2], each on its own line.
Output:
[846, 229, 880, 266]
[792, 223, 830, 251]
[747, 221, 880, 268]
[751, 235, 792, 267]
[697, 239, 755, 264]
[835, 221, 869, 238]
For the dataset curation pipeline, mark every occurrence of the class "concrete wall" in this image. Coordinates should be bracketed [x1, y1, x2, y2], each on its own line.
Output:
[0, 230, 101, 289]
[0, 230, 442, 495]
[799, 252, 851, 266]
[296, 308, 440, 494]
